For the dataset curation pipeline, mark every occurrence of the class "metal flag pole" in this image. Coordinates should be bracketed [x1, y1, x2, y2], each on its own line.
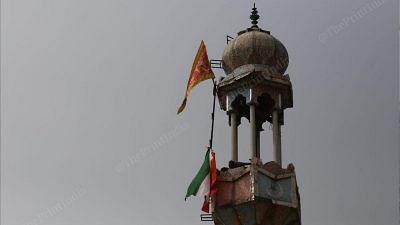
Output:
[209, 79, 217, 150]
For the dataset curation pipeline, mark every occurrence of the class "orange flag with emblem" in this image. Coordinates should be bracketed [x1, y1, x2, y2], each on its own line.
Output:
[177, 40, 215, 114]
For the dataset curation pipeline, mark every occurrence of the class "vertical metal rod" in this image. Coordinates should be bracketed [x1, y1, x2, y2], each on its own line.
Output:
[250, 104, 257, 157]
[230, 111, 238, 161]
[208, 80, 217, 213]
[209, 80, 217, 150]
[272, 109, 282, 165]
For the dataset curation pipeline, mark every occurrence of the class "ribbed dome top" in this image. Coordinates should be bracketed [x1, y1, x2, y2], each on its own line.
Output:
[222, 29, 289, 75]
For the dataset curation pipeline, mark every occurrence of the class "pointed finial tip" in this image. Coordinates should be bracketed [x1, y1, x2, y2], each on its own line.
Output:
[250, 3, 260, 28]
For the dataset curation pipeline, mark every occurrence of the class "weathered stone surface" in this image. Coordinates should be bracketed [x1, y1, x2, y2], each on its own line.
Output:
[222, 29, 289, 76]
[213, 162, 301, 225]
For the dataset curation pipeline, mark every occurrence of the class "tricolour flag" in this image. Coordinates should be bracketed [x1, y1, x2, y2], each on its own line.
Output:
[177, 40, 215, 114]
[185, 148, 218, 213]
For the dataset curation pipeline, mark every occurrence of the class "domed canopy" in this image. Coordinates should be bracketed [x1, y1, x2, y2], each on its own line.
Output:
[217, 5, 293, 113]
[221, 6, 289, 76]
[222, 29, 289, 75]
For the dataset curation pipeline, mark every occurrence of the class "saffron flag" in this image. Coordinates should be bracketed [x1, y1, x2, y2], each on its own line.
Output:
[185, 148, 218, 213]
[177, 40, 215, 114]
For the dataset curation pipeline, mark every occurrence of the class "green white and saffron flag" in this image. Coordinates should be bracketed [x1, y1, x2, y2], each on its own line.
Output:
[185, 148, 217, 213]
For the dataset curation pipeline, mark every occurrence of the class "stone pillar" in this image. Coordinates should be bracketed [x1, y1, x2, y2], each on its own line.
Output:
[230, 111, 238, 162]
[256, 130, 260, 158]
[272, 109, 282, 165]
[250, 104, 257, 157]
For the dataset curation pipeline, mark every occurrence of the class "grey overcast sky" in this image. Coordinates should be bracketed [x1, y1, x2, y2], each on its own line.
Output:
[1, 0, 399, 225]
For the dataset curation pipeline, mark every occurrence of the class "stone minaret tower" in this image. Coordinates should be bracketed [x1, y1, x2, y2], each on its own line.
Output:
[211, 5, 301, 225]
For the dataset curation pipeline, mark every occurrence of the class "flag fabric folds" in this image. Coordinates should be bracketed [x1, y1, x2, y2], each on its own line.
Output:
[185, 148, 218, 213]
[177, 40, 215, 114]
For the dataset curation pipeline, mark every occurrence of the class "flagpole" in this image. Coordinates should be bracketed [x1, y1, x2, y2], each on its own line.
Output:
[209, 79, 217, 150]
[209, 80, 216, 214]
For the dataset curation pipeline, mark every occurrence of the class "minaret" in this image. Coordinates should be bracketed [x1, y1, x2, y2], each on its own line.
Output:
[211, 5, 301, 225]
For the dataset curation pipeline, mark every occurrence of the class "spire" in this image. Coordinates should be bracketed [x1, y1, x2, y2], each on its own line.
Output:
[250, 3, 260, 28]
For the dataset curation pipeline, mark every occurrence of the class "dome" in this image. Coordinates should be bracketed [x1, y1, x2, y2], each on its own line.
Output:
[222, 29, 289, 75]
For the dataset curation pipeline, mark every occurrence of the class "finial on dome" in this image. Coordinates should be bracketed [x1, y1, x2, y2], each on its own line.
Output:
[250, 3, 260, 28]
